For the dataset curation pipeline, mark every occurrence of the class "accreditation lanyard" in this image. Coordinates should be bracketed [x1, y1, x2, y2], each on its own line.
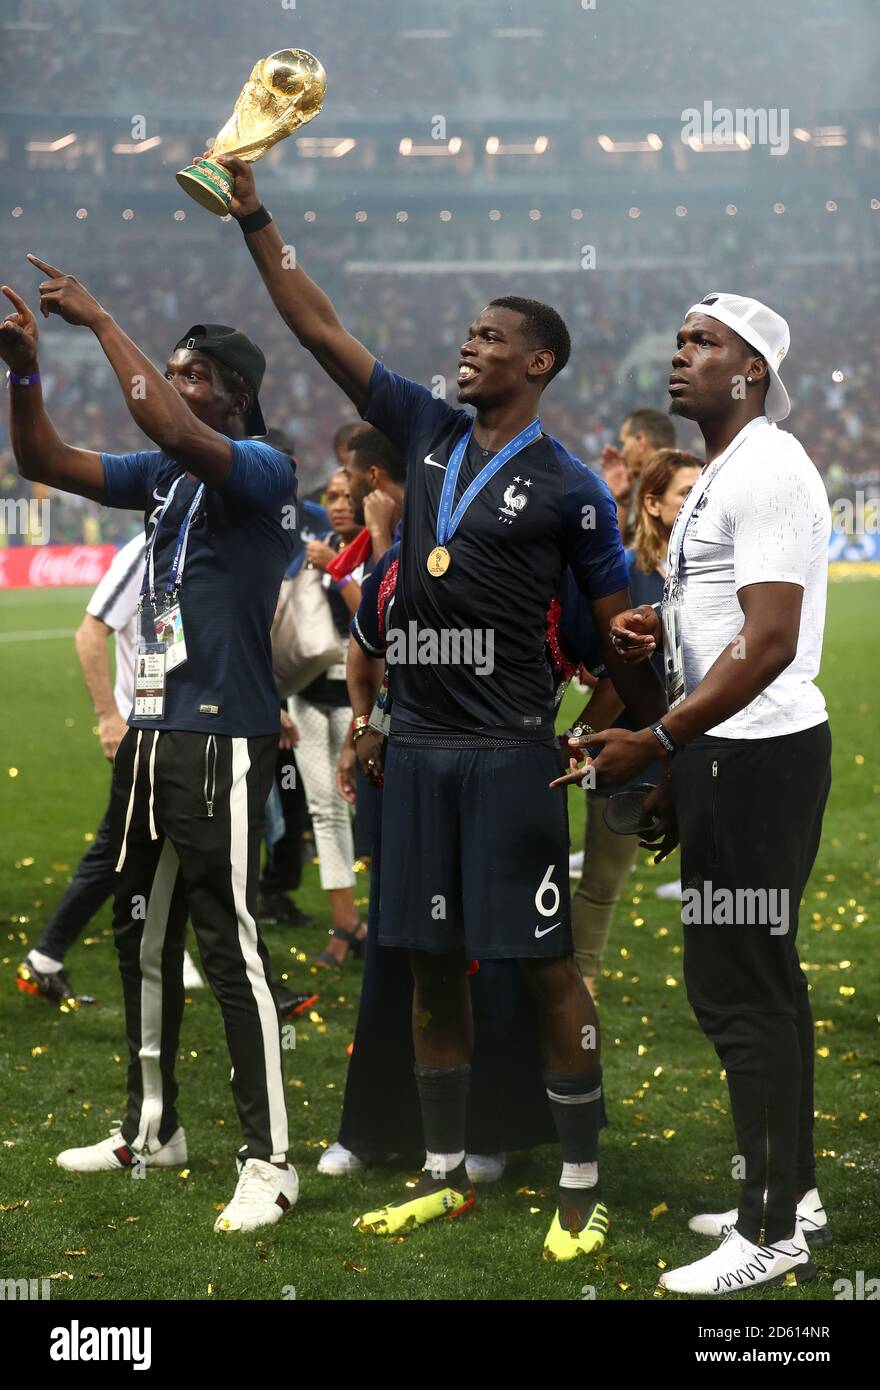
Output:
[435, 418, 542, 546]
[132, 476, 204, 715]
[664, 416, 766, 599]
[140, 475, 205, 610]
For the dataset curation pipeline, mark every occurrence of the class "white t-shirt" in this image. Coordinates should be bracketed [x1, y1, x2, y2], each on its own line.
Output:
[85, 534, 146, 721]
[671, 417, 830, 739]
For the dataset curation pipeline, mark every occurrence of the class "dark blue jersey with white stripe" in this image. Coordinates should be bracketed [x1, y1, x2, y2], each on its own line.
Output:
[360, 361, 626, 740]
[101, 438, 297, 736]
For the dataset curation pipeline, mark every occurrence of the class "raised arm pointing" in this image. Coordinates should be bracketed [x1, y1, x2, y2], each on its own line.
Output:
[214, 155, 376, 413]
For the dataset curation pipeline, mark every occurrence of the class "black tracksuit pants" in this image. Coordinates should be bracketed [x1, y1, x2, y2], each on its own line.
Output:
[671, 721, 832, 1244]
[109, 726, 286, 1162]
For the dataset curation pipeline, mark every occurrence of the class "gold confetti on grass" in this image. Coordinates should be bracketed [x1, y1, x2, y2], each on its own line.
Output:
[650, 1202, 668, 1220]
[343, 1260, 366, 1273]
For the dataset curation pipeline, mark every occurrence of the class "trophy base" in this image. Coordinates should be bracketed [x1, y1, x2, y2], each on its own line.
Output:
[175, 159, 234, 216]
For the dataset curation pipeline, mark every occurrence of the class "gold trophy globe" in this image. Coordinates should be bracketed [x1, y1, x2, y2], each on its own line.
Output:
[176, 49, 327, 215]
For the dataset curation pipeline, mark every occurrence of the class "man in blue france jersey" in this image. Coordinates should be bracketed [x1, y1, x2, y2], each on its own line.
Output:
[218, 154, 667, 1259]
[0, 255, 299, 1234]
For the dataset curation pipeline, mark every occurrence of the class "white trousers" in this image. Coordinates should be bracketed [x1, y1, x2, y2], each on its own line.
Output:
[288, 696, 355, 891]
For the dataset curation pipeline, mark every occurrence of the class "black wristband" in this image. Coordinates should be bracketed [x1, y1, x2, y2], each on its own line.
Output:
[237, 205, 272, 234]
[651, 720, 678, 757]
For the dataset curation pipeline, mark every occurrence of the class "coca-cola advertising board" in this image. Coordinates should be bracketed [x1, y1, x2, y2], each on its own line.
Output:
[0, 544, 117, 590]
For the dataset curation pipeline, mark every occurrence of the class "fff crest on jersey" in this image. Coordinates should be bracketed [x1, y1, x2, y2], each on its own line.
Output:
[498, 476, 532, 525]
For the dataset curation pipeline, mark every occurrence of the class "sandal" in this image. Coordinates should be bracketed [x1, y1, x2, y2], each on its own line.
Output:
[314, 920, 367, 969]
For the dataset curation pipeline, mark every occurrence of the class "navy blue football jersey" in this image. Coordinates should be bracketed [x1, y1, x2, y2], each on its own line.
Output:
[360, 362, 627, 740]
[101, 438, 297, 736]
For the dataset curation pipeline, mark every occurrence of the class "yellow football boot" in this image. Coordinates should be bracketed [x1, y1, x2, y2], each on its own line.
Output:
[543, 1193, 610, 1261]
[357, 1166, 475, 1236]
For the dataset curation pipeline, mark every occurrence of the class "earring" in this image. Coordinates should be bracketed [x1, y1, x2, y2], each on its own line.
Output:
[747, 376, 753, 383]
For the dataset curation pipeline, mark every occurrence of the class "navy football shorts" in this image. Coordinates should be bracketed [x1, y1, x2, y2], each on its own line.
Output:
[377, 734, 573, 959]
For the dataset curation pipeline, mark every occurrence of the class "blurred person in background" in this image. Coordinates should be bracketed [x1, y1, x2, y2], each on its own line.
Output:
[601, 408, 676, 542]
[344, 425, 406, 565]
[337, 425, 408, 864]
[14, 536, 204, 1004]
[257, 426, 326, 929]
[569, 449, 702, 995]
[290, 469, 368, 967]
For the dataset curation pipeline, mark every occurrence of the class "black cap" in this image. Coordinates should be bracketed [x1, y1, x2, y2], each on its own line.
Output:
[174, 323, 267, 436]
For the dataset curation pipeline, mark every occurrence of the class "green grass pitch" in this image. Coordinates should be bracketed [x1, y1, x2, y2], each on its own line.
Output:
[0, 578, 877, 1301]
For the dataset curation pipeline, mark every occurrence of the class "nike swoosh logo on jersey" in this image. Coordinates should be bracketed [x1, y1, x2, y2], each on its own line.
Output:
[424, 453, 447, 469]
[534, 921, 561, 938]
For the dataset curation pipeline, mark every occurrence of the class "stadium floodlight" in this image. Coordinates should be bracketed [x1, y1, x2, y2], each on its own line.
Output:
[399, 138, 463, 156]
[685, 132, 751, 152]
[793, 128, 813, 142]
[111, 136, 162, 154]
[484, 137, 550, 155]
[25, 134, 77, 153]
[814, 126, 847, 146]
[296, 137, 356, 158]
[597, 134, 663, 153]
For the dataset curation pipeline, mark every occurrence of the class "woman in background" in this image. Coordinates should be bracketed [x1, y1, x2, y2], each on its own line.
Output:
[290, 471, 367, 967]
[571, 449, 702, 995]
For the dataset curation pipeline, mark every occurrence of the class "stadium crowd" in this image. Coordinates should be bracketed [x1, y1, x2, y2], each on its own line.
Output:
[3, 0, 875, 115]
[1, 218, 876, 545]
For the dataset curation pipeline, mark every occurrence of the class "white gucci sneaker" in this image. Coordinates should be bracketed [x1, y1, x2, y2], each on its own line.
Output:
[688, 1187, 830, 1245]
[57, 1126, 187, 1173]
[660, 1227, 816, 1295]
[214, 1157, 299, 1233]
[317, 1142, 365, 1176]
[465, 1152, 507, 1184]
[182, 949, 206, 990]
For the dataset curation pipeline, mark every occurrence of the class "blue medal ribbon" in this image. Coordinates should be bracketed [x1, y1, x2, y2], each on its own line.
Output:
[435, 418, 541, 546]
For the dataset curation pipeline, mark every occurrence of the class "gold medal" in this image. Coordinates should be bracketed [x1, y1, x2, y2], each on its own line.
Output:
[426, 545, 451, 577]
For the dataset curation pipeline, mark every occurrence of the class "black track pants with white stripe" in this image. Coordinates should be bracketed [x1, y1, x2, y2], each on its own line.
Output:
[109, 727, 288, 1162]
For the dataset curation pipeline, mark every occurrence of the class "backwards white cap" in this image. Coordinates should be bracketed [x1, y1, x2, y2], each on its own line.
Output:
[686, 292, 791, 423]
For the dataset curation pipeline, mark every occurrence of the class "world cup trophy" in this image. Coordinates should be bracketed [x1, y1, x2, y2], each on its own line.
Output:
[176, 49, 327, 215]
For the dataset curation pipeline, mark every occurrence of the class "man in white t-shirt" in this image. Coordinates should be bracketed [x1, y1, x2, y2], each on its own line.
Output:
[568, 294, 832, 1295]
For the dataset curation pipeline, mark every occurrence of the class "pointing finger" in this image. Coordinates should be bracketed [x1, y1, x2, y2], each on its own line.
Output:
[1, 285, 29, 313]
[26, 253, 65, 278]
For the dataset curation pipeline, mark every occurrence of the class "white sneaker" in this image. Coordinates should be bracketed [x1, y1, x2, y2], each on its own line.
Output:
[183, 949, 205, 989]
[568, 851, 584, 877]
[214, 1158, 299, 1233]
[660, 1227, 816, 1295]
[688, 1187, 830, 1245]
[317, 1142, 365, 1176]
[466, 1152, 506, 1184]
[57, 1126, 187, 1173]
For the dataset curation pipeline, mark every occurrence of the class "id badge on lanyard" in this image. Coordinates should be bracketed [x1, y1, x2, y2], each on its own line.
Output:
[131, 477, 203, 718]
[661, 585, 686, 710]
[134, 643, 167, 719]
[152, 597, 188, 672]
